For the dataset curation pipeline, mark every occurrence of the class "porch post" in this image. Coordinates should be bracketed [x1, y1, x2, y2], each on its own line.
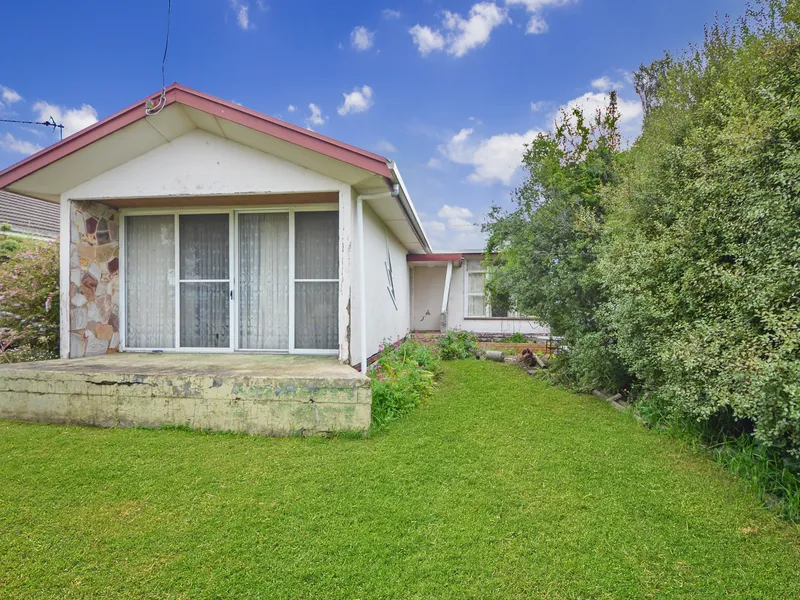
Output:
[337, 185, 353, 363]
[58, 194, 70, 359]
[441, 261, 453, 333]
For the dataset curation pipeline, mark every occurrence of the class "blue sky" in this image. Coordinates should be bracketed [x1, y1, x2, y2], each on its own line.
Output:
[0, 0, 748, 249]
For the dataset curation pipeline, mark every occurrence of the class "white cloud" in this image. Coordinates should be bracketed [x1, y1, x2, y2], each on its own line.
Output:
[1, 86, 22, 105]
[590, 76, 623, 92]
[32, 101, 98, 137]
[409, 25, 446, 56]
[439, 126, 541, 185]
[0, 133, 43, 155]
[442, 2, 510, 57]
[374, 139, 397, 153]
[410, 2, 509, 57]
[230, 0, 252, 30]
[438, 205, 474, 219]
[506, 0, 573, 34]
[287, 104, 296, 113]
[447, 216, 479, 230]
[423, 220, 446, 234]
[524, 14, 548, 33]
[425, 205, 486, 249]
[530, 100, 546, 112]
[305, 103, 326, 128]
[556, 91, 643, 130]
[337, 85, 374, 116]
[426, 157, 445, 170]
[351, 26, 375, 51]
[382, 8, 401, 19]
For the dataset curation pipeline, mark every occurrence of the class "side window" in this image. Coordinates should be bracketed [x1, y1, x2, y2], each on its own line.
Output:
[465, 260, 488, 317]
[465, 259, 519, 318]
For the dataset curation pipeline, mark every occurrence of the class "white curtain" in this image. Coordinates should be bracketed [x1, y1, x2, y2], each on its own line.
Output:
[466, 259, 487, 317]
[238, 213, 290, 349]
[125, 215, 175, 348]
[295, 212, 338, 350]
[179, 214, 230, 348]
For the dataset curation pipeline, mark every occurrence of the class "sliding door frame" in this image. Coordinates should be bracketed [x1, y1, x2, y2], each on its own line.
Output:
[119, 203, 338, 355]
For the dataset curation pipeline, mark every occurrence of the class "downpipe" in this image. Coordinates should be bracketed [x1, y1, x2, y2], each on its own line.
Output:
[356, 184, 400, 374]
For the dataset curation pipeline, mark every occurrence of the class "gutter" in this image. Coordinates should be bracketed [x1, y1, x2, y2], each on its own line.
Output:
[355, 185, 401, 375]
[386, 161, 432, 254]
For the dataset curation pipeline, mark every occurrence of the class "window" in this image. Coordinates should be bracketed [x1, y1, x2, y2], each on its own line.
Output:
[466, 259, 489, 317]
[465, 259, 516, 318]
[123, 207, 338, 354]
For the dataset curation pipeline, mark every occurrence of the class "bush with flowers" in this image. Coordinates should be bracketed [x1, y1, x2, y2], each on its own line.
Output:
[436, 330, 480, 361]
[369, 338, 441, 428]
[0, 235, 59, 363]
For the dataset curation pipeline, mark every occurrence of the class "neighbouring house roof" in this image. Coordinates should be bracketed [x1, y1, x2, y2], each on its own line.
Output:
[0, 190, 59, 238]
[0, 83, 431, 253]
[407, 253, 465, 263]
[407, 251, 489, 264]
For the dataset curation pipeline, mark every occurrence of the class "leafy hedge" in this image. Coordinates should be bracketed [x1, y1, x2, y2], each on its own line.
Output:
[0, 234, 60, 363]
[485, 0, 800, 464]
[602, 3, 800, 460]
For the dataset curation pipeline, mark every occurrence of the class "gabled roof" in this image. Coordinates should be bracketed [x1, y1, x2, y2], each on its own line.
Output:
[0, 83, 433, 253]
[0, 83, 392, 192]
[0, 190, 59, 238]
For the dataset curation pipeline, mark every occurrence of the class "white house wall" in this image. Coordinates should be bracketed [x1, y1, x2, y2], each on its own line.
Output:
[350, 196, 410, 366]
[411, 266, 446, 331]
[58, 128, 358, 361]
[62, 129, 347, 200]
[445, 264, 548, 336]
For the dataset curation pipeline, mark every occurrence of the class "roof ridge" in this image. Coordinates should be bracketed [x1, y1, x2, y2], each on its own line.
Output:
[0, 83, 392, 190]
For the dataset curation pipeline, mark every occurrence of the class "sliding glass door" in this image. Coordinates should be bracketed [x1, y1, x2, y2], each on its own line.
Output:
[237, 213, 290, 350]
[179, 214, 231, 349]
[124, 207, 337, 354]
[125, 215, 176, 349]
[294, 211, 338, 351]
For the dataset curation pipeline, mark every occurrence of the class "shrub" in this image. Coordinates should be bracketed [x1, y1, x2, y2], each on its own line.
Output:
[369, 339, 441, 428]
[437, 330, 479, 361]
[0, 227, 39, 264]
[501, 332, 528, 344]
[600, 1, 800, 459]
[0, 238, 59, 363]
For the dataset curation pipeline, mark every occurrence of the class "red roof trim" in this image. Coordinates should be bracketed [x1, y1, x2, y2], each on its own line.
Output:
[0, 83, 392, 190]
[407, 253, 464, 262]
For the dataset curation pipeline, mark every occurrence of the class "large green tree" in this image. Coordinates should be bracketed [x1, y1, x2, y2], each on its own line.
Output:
[484, 94, 629, 391]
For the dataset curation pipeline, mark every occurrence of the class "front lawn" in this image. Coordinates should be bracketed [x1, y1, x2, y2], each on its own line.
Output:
[2, 361, 799, 598]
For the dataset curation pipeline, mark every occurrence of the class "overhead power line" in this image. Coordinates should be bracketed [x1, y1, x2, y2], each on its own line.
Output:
[146, 0, 172, 116]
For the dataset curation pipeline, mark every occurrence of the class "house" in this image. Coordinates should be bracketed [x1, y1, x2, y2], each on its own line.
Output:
[409, 251, 547, 340]
[0, 84, 546, 435]
[0, 190, 59, 239]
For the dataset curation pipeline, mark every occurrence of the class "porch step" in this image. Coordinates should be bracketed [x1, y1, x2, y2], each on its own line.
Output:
[0, 353, 371, 436]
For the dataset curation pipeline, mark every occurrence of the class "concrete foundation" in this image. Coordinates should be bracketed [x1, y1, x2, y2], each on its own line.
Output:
[0, 353, 371, 436]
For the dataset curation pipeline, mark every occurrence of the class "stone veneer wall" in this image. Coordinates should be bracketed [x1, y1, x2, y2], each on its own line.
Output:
[69, 201, 120, 358]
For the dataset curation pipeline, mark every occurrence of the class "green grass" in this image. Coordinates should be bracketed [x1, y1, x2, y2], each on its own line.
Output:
[2, 361, 800, 599]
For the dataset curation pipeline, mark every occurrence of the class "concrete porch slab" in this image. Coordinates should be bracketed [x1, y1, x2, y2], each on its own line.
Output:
[0, 354, 371, 436]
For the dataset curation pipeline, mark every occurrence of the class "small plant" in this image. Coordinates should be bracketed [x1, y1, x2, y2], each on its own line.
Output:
[369, 338, 441, 429]
[437, 330, 479, 361]
[501, 332, 527, 344]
